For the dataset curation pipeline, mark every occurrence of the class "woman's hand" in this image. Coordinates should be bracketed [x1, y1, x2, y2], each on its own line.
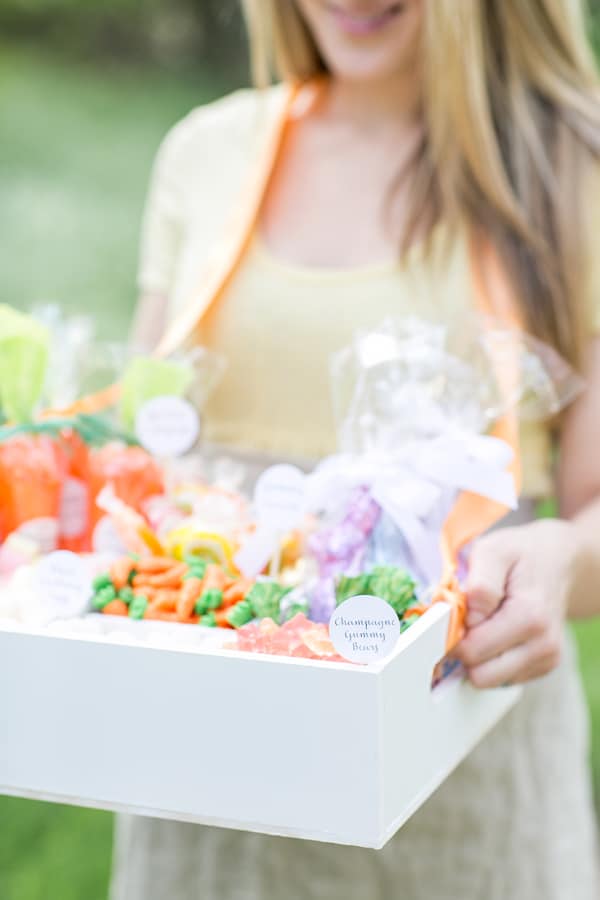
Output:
[454, 518, 581, 688]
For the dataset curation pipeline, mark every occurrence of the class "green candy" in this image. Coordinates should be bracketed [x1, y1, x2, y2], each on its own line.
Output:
[92, 584, 117, 610]
[335, 566, 418, 619]
[92, 573, 113, 592]
[205, 588, 223, 610]
[119, 586, 135, 606]
[194, 588, 224, 616]
[183, 557, 208, 580]
[194, 596, 208, 616]
[280, 601, 309, 624]
[246, 582, 291, 620]
[226, 600, 254, 629]
[199, 612, 217, 628]
[129, 595, 148, 620]
[369, 566, 418, 616]
[335, 573, 373, 605]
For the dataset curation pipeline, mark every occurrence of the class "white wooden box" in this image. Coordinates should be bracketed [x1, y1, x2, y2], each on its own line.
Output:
[0, 602, 520, 849]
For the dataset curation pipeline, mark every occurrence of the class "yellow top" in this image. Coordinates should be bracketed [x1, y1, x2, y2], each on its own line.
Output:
[138, 88, 600, 499]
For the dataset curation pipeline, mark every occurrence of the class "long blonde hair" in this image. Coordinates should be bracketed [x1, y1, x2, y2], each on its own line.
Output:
[242, 0, 600, 364]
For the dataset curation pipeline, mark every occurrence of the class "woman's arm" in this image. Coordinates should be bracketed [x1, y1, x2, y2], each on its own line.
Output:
[556, 339, 600, 617]
[454, 338, 600, 688]
[129, 292, 168, 354]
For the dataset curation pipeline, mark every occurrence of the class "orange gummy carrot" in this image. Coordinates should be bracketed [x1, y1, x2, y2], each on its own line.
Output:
[201, 564, 228, 593]
[110, 557, 137, 591]
[213, 608, 235, 629]
[146, 594, 179, 614]
[132, 563, 187, 589]
[222, 578, 253, 608]
[133, 586, 180, 603]
[134, 556, 177, 574]
[177, 577, 204, 620]
[102, 599, 129, 617]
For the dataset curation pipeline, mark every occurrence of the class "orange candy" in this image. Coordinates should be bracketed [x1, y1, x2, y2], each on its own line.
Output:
[102, 599, 129, 617]
[88, 443, 164, 536]
[0, 435, 65, 551]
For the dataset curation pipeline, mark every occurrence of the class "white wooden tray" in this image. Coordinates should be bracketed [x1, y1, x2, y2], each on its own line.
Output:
[0, 602, 520, 848]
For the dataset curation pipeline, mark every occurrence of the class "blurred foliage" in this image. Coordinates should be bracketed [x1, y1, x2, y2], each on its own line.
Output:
[0, 0, 248, 75]
[1, 0, 599, 76]
[590, 0, 600, 54]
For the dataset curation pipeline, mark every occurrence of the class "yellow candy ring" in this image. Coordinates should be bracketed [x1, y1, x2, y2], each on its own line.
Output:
[165, 525, 238, 575]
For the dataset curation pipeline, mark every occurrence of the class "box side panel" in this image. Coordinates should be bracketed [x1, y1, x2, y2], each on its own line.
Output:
[0, 630, 382, 846]
[379, 605, 520, 846]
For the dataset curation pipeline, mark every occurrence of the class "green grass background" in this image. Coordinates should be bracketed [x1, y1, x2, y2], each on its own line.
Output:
[1, 45, 600, 900]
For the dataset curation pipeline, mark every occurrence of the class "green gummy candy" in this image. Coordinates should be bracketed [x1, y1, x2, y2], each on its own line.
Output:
[226, 600, 254, 629]
[129, 595, 148, 620]
[194, 596, 209, 616]
[205, 588, 223, 610]
[194, 589, 223, 615]
[280, 601, 309, 624]
[92, 573, 113, 592]
[335, 573, 372, 605]
[119, 586, 135, 606]
[183, 556, 208, 579]
[246, 582, 291, 620]
[370, 566, 418, 616]
[199, 612, 217, 628]
[92, 585, 117, 610]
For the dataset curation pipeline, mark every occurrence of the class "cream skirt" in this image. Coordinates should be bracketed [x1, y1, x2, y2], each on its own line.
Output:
[109, 632, 600, 900]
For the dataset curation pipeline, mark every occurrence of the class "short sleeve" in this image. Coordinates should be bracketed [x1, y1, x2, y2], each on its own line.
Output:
[137, 128, 185, 296]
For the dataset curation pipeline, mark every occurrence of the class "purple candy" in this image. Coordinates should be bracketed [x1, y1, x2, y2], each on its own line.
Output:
[308, 577, 337, 623]
[309, 486, 381, 578]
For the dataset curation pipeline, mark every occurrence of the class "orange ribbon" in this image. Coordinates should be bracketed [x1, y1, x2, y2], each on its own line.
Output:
[57, 82, 525, 651]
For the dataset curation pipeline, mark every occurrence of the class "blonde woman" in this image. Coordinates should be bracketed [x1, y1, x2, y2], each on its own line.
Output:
[112, 2, 600, 898]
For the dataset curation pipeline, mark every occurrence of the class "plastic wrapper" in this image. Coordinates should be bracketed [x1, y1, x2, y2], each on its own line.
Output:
[0, 303, 226, 557]
[0, 304, 49, 423]
[329, 316, 583, 453]
[303, 315, 584, 621]
[0, 435, 65, 552]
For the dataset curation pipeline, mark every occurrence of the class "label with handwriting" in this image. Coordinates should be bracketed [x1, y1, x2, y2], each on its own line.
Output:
[254, 464, 306, 532]
[329, 595, 400, 664]
[36, 551, 90, 621]
[135, 396, 200, 458]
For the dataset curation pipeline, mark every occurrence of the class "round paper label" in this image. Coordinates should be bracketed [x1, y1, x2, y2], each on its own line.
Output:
[329, 595, 401, 664]
[36, 551, 90, 620]
[135, 396, 200, 458]
[254, 464, 306, 532]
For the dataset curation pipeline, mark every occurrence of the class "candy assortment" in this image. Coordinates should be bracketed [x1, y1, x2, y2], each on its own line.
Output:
[91, 553, 293, 629]
[0, 308, 582, 666]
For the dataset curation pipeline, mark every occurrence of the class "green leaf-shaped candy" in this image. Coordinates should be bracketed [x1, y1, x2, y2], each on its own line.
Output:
[119, 357, 194, 431]
[0, 305, 49, 423]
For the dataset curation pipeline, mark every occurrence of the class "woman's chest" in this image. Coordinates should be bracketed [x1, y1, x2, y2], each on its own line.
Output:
[200, 238, 469, 362]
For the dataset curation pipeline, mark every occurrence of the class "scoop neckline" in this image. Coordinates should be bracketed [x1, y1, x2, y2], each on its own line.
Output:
[252, 224, 442, 282]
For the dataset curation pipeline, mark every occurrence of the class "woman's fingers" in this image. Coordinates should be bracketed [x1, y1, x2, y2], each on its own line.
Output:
[465, 632, 564, 689]
[464, 531, 517, 627]
[455, 596, 535, 668]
